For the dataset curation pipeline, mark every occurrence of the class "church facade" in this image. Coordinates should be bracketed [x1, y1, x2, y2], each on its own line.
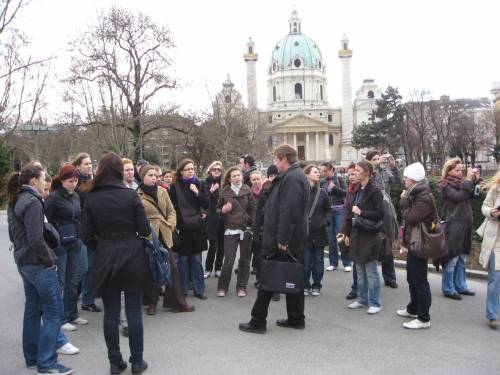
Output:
[243, 10, 382, 165]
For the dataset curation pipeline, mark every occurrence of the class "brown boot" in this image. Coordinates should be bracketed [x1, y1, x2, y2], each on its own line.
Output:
[146, 303, 157, 315]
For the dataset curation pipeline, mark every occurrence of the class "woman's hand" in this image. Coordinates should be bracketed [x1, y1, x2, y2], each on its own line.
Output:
[189, 184, 199, 196]
[221, 202, 232, 214]
[491, 208, 500, 218]
[210, 183, 220, 193]
[352, 205, 361, 215]
[466, 169, 475, 181]
[345, 236, 350, 247]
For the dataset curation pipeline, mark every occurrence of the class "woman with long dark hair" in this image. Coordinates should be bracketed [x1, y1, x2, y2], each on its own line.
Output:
[82, 152, 150, 374]
[45, 164, 88, 332]
[169, 158, 209, 299]
[137, 164, 195, 315]
[344, 160, 384, 314]
[7, 162, 74, 374]
[216, 166, 256, 297]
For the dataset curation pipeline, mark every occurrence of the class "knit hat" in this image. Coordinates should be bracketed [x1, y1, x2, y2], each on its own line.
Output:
[136, 159, 148, 168]
[267, 164, 278, 178]
[57, 164, 79, 181]
[403, 162, 425, 182]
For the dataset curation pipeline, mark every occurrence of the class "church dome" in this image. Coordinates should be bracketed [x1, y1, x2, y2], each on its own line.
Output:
[270, 11, 323, 72]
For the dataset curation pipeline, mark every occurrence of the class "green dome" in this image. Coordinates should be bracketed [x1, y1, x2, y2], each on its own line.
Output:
[271, 33, 323, 71]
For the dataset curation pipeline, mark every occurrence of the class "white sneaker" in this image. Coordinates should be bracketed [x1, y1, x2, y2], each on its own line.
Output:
[304, 289, 310, 296]
[403, 319, 431, 329]
[61, 322, 77, 332]
[203, 271, 211, 279]
[71, 317, 88, 325]
[367, 306, 382, 315]
[311, 289, 320, 296]
[217, 290, 226, 297]
[326, 265, 337, 271]
[344, 266, 352, 272]
[214, 271, 221, 277]
[396, 309, 418, 318]
[57, 342, 80, 355]
[348, 301, 367, 309]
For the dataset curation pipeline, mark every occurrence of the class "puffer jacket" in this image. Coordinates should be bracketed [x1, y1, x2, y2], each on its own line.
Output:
[217, 184, 256, 231]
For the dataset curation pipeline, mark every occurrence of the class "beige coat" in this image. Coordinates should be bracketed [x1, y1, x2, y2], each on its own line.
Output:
[479, 186, 500, 270]
[138, 186, 177, 248]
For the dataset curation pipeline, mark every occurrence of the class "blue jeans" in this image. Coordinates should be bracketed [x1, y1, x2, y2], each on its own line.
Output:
[81, 243, 95, 305]
[177, 253, 205, 295]
[487, 253, 500, 320]
[303, 244, 324, 290]
[18, 264, 63, 370]
[442, 255, 470, 295]
[355, 261, 381, 307]
[328, 210, 351, 267]
[55, 239, 87, 323]
[102, 289, 143, 365]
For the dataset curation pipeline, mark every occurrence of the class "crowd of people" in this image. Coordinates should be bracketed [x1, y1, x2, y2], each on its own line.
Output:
[6, 144, 500, 374]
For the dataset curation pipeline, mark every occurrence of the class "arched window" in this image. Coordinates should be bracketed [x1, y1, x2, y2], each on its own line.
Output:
[225, 95, 231, 103]
[273, 86, 276, 102]
[294, 83, 302, 99]
[367, 90, 374, 99]
[294, 59, 301, 68]
[320, 85, 323, 100]
[248, 46, 253, 54]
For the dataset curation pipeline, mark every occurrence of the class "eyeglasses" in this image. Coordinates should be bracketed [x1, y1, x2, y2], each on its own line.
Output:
[212, 168, 222, 171]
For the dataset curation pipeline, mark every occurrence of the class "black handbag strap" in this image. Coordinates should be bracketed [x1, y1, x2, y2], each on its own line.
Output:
[308, 186, 321, 220]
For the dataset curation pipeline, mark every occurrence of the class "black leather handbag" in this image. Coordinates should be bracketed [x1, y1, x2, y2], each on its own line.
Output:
[352, 215, 384, 233]
[259, 251, 304, 294]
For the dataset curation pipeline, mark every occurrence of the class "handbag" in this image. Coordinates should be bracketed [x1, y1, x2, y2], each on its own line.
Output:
[259, 251, 304, 294]
[409, 195, 448, 260]
[57, 199, 78, 245]
[142, 225, 172, 287]
[352, 216, 384, 233]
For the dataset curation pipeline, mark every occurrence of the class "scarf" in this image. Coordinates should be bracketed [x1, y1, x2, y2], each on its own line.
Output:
[251, 185, 262, 198]
[438, 175, 463, 191]
[140, 183, 158, 203]
[79, 173, 92, 182]
[231, 183, 242, 196]
[348, 182, 358, 194]
[181, 176, 199, 186]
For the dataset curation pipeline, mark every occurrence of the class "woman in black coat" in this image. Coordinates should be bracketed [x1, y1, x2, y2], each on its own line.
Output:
[344, 160, 384, 314]
[303, 165, 331, 296]
[169, 158, 209, 299]
[203, 161, 224, 278]
[82, 153, 150, 374]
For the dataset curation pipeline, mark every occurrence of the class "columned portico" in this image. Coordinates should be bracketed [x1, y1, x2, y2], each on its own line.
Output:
[315, 132, 319, 160]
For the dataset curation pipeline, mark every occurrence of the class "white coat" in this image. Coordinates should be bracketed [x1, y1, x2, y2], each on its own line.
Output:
[478, 186, 500, 270]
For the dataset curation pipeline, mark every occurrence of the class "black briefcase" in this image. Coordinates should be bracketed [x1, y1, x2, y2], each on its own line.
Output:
[259, 251, 303, 294]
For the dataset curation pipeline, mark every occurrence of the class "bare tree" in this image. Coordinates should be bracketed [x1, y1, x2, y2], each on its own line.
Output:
[68, 6, 178, 160]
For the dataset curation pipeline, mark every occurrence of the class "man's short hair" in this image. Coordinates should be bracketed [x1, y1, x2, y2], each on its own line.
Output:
[320, 162, 334, 172]
[365, 150, 380, 161]
[241, 154, 255, 167]
[347, 162, 356, 171]
[274, 144, 298, 164]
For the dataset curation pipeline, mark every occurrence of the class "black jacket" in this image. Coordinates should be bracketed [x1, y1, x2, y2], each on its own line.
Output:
[320, 174, 347, 206]
[344, 179, 384, 264]
[203, 175, 223, 241]
[307, 185, 331, 247]
[45, 187, 82, 237]
[8, 186, 57, 266]
[261, 164, 309, 259]
[243, 166, 258, 187]
[81, 180, 150, 297]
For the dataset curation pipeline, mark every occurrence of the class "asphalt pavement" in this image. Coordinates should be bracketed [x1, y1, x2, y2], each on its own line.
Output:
[0, 213, 499, 375]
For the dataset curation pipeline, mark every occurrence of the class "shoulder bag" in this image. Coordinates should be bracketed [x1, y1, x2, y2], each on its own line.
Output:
[142, 224, 172, 287]
[147, 196, 179, 249]
[351, 190, 384, 233]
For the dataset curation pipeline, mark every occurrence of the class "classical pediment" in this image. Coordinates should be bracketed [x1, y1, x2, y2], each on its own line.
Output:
[272, 114, 339, 132]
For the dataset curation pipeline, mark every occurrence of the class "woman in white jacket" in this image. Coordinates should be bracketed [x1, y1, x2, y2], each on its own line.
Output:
[479, 171, 500, 329]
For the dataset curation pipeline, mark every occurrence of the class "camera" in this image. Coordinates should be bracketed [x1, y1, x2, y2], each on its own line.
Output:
[336, 233, 345, 244]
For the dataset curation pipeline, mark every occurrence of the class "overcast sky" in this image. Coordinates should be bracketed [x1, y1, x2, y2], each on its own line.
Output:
[14, 0, 500, 115]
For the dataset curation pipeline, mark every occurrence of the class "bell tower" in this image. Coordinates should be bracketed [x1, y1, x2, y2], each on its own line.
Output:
[244, 37, 258, 110]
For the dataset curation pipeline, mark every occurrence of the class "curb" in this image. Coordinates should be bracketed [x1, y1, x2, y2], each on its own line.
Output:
[394, 260, 488, 281]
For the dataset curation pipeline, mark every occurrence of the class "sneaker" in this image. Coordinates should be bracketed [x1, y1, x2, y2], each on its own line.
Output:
[237, 289, 247, 297]
[396, 309, 417, 318]
[214, 271, 221, 277]
[326, 265, 337, 271]
[348, 301, 367, 309]
[489, 319, 500, 329]
[311, 289, 320, 296]
[217, 290, 226, 297]
[61, 323, 77, 332]
[367, 306, 382, 315]
[203, 271, 212, 279]
[37, 363, 74, 374]
[56, 343, 80, 355]
[71, 317, 88, 325]
[345, 291, 357, 300]
[81, 303, 101, 312]
[304, 289, 310, 296]
[403, 319, 431, 329]
[344, 266, 352, 272]
[131, 360, 148, 374]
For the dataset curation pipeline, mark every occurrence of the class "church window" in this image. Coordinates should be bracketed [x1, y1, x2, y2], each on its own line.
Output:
[273, 86, 276, 102]
[318, 61, 322, 69]
[294, 41, 299, 47]
[293, 22, 297, 32]
[249, 46, 253, 54]
[319, 113, 323, 116]
[329, 134, 334, 145]
[277, 114, 281, 118]
[289, 113, 292, 117]
[294, 83, 303, 99]
[328, 114, 333, 122]
[367, 90, 374, 98]
[225, 95, 231, 103]
[320, 85, 323, 100]
[294, 59, 301, 68]
[343, 42, 348, 50]
[272, 62, 276, 71]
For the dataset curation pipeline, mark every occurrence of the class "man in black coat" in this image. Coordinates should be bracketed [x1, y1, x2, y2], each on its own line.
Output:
[239, 144, 309, 334]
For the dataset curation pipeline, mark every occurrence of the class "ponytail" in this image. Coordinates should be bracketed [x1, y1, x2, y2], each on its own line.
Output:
[7, 172, 22, 207]
[7, 162, 44, 206]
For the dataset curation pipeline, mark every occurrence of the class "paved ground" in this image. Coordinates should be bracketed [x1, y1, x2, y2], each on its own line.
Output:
[1, 213, 499, 375]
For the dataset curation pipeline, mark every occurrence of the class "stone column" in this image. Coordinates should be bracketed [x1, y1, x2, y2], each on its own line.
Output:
[284, 133, 287, 145]
[293, 133, 297, 149]
[305, 132, 310, 161]
[324, 132, 331, 160]
[315, 132, 319, 160]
